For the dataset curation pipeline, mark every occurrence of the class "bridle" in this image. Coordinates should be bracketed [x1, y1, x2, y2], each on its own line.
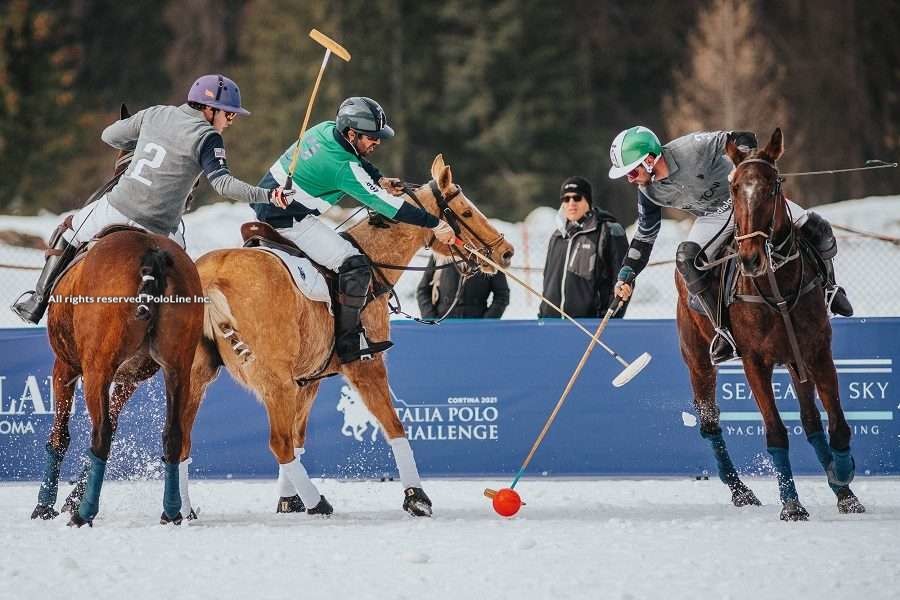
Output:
[401, 180, 506, 275]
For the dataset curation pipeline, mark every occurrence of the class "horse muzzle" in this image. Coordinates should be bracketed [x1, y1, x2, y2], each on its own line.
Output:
[739, 251, 768, 278]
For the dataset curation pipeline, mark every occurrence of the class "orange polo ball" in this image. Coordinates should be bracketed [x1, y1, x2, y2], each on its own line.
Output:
[492, 488, 523, 517]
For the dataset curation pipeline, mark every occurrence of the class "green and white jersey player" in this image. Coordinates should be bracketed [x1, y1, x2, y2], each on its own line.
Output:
[256, 96, 456, 364]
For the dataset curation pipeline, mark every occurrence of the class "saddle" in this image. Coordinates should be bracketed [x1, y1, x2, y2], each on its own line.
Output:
[239, 221, 392, 300]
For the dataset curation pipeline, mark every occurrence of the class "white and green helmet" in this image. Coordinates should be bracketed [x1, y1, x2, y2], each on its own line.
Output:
[608, 126, 662, 179]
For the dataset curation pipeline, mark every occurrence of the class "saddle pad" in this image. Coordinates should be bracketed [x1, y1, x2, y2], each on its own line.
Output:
[252, 247, 332, 314]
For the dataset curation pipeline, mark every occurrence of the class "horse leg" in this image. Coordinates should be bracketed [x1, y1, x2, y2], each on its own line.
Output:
[680, 316, 759, 507]
[274, 382, 325, 514]
[68, 365, 116, 527]
[32, 359, 79, 520]
[62, 380, 137, 515]
[175, 338, 223, 521]
[808, 349, 865, 514]
[342, 359, 432, 517]
[744, 357, 807, 521]
[156, 365, 189, 525]
[264, 380, 330, 515]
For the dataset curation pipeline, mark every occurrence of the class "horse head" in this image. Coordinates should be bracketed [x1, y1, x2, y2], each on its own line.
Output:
[726, 128, 788, 277]
[418, 154, 514, 274]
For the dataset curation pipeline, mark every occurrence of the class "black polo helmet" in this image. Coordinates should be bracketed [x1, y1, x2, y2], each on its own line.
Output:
[336, 97, 394, 139]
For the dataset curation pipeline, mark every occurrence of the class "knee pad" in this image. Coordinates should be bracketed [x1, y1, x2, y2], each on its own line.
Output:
[799, 211, 837, 259]
[676, 242, 709, 295]
[338, 255, 372, 306]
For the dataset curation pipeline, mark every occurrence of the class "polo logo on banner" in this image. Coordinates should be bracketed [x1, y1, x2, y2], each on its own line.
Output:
[337, 384, 380, 442]
[389, 386, 500, 442]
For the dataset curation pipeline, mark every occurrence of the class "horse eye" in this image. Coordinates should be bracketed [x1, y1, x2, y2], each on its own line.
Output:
[462, 210, 473, 218]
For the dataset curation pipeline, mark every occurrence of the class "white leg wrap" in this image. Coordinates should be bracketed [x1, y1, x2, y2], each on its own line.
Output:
[276, 448, 305, 497]
[179, 458, 193, 515]
[282, 458, 321, 508]
[388, 437, 422, 489]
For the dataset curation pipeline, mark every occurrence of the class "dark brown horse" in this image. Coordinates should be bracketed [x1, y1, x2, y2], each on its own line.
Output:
[676, 128, 864, 520]
[30, 120, 204, 527]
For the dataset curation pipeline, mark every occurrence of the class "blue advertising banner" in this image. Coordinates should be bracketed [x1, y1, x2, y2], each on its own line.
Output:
[0, 319, 896, 481]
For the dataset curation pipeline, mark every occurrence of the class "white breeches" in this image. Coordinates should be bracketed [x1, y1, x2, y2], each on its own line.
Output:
[277, 216, 359, 271]
[687, 198, 808, 257]
[63, 196, 185, 248]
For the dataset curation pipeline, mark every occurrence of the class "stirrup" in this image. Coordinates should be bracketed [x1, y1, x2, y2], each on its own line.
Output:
[709, 328, 739, 365]
[824, 285, 853, 318]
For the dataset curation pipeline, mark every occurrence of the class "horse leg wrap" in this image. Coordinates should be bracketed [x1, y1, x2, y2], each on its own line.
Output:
[276, 448, 304, 497]
[77, 451, 108, 523]
[808, 432, 850, 494]
[163, 460, 182, 520]
[389, 437, 422, 489]
[828, 447, 855, 487]
[178, 458, 193, 517]
[37, 443, 66, 507]
[767, 446, 799, 503]
[282, 458, 322, 509]
[700, 430, 739, 486]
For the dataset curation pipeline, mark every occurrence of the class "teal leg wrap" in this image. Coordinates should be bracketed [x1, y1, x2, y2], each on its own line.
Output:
[37, 443, 65, 506]
[829, 447, 855, 487]
[807, 432, 843, 494]
[767, 446, 799, 502]
[701, 430, 739, 485]
[163, 461, 181, 520]
[77, 451, 107, 523]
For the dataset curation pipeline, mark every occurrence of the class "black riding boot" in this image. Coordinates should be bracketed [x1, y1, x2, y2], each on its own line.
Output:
[11, 228, 77, 324]
[335, 255, 393, 364]
[799, 212, 853, 317]
[676, 242, 739, 365]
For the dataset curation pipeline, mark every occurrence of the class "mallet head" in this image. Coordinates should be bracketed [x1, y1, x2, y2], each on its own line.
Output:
[309, 29, 351, 62]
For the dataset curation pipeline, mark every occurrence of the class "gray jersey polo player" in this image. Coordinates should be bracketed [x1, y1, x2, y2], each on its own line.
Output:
[608, 126, 853, 364]
[255, 96, 456, 364]
[12, 74, 291, 324]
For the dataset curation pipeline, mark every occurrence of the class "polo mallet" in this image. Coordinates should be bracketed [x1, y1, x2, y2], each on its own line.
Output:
[484, 292, 629, 512]
[453, 239, 651, 386]
[284, 29, 351, 192]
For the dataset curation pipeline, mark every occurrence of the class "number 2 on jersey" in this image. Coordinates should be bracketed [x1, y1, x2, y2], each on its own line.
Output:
[129, 142, 167, 186]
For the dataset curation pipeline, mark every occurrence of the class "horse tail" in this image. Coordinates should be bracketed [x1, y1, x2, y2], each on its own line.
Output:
[135, 247, 172, 321]
[203, 283, 253, 363]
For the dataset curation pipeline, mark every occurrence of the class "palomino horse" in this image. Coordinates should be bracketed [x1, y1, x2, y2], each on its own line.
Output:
[30, 123, 204, 526]
[676, 128, 864, 520]
[181, 154, 514, 516]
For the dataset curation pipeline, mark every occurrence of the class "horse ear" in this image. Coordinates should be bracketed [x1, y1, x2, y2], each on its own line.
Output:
[120, 103, 130, 120]
[431, 154, 446, 180]
[725, 138, 749, 167]
[764, 128, 784, 161]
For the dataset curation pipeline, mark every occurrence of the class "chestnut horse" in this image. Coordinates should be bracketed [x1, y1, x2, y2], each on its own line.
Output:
[181, 155, 514, 517]
[30, 124, 204, 526]
[677, 129, 864, 520]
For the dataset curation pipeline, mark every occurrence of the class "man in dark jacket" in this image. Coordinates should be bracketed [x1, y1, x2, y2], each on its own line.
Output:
[539, 176, 629, 318]
[417, 255, 510, 319]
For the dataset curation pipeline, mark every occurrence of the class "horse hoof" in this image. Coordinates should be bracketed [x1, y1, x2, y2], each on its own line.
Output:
[67, 513, 92, 528]
[403, 487, 432, 517]
[186, 508, 199, 521]
[159, 511, 183, 526]
[836, 488, 866, 514]
[730, 485, 762, 507]
[276, 495, 306, 514]
[779, 500, 809, 521]
[306, 495, 333, 516]
[31, 504, 59, 520]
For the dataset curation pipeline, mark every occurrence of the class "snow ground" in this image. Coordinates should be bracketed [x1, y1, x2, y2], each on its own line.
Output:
[2, 477, 898, 600]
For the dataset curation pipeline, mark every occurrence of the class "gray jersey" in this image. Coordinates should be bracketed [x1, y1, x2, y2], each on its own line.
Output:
[639, 131, 732, 217]
[102, 104, 270, 234]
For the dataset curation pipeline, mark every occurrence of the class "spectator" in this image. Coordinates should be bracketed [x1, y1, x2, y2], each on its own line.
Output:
[417, 255, 509, 319]
[539, 176, 629, 318]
